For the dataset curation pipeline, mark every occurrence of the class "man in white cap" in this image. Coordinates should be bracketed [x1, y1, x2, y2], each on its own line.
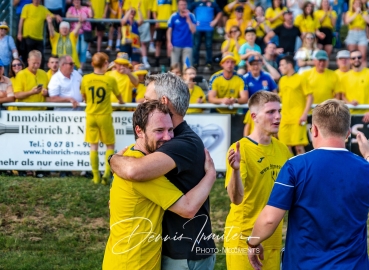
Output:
[208, 52, 248, 114]
[335, 50, 350, 99]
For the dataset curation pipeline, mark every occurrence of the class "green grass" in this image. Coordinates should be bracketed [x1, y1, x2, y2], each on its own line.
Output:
[0, 176, 368, 270]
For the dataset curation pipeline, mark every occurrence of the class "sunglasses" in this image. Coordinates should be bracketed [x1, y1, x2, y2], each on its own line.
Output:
[12, 63, 22, 67]
[351, 56, 362, 60]
[64, 62, 75, 66]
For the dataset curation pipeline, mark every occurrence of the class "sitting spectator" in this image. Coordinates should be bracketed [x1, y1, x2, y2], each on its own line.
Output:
[238, 27, 262, 74]
[66, 0, 93, 73]
[0, 22, 19, 77]
[46, 55, 59, 80]
[183, 66, 206, 114]
[123, 0, 153, 68]
[301, 50, 339, 104]
[224, 0, 255, 23]
[294, 33, 318, 74]
[335, 50, 351, 81]
[18, 0, 62, 69]
[46, 17, 82, 71]
[344, 0, 369, 67]
[13, 50, 48, 111]
[243, 55, 277, 97]
[107, 53, 139, 107]
[106, 0, 122, 52]
[264, 10, 301, 55]
[225, 6, 249, 40]
[262, 43, 281, 80]
[294, 2, 325, 40]
[7, 58, 25, 111]
[0, 59, 15, 104]
[167, 0, 196, 67]
[90, 0, 108, 53]
[47, 55, 83, 111]
[208, 52, 248, 114]
[190, 0, 222, 70]
[169, 63, 182, 76]
[120, 8, 143, 66]
[152, 0, 177, 67]
[315, 0, 337, 56]
[221, 26, 246, 56]
[265, 0, 287, 30]
[251, 6, 271, 52]
[132, 64, 148, 103]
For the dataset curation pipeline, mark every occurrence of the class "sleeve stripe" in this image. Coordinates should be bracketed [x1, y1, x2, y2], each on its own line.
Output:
[274, 182, 294, 188]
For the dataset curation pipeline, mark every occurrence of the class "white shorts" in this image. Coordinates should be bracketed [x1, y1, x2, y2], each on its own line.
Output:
[139, 22, 151, 43]
[345, 30, 368, 46]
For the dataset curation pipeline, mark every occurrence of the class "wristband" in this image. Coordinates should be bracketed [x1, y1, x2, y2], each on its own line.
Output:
[107, 154, 114, 166]
[247, 236, 259, 248]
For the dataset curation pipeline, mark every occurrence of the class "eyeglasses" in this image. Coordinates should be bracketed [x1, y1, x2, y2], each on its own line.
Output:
[306, 36, 314, 39]
[64, 62, 75, 66]
[351, 56, 362, 60]
[230, 30, 238, 33]
[12, 63, 22, 67]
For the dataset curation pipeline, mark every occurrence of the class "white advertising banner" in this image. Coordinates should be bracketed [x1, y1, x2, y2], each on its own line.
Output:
[0, 111, 230, 171]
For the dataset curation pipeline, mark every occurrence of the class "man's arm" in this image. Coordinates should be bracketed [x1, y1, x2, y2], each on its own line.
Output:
[17, 18, 24, 41]
[166, 27, 173, 51]
[357, 131, 369, 160]
[46, 15, 55, 38]
[126, 70, 139, 87]
[247, 205, 286, 270]
[186, 12, 196, 34]
[110, 151, 176, 181]
[208, 89, 234, 105]
[47, 96, 79, 108]
[299, 94, 313, 125]
[226, 142, 244, 205]
[168, 149, 216, 218]
[14, 86, 42, 99]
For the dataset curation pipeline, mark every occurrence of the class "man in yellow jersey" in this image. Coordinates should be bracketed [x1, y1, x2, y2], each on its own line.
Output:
[103, 100, 216, 270]
[132, 64, 148, 103]
[90, 0, 109, 53]
[208, 52, 248, 114]
[124, 0, 153, 68]
[81, 52, 123, 185]
[341, 50, 369, 123]
[46, 55, 59, 80]
[18, 0, 62, 68]
[13, 50, 48, 111]
[152, 0, 177, 67]
[46, 18, 82, 70]
[335, 50, 350, 98]
[107, 53, 138, 107]
[183, 67, 206, 114]
[225, 90, 292, 270]
[302, 50, 339, 104]
[278, 56, 313, 155]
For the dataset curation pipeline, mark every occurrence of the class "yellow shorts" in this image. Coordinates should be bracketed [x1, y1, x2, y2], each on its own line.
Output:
[278, 123, 309, 146]
[226, 248, 280, 270]
[85, 114, 115, 145]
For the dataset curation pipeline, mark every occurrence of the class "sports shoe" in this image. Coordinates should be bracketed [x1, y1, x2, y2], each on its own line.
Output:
[106, 46, 112, 51]
[204, 64, 213, 71]
[143, 62, 151, 69]
[216, 27, 224, 35]
[115, 47, 120, 52]
[86, 51, 92, 59]
[149, 42, 156, 53]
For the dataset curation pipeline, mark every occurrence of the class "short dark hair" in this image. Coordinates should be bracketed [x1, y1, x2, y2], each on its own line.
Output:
[133, 100, 172, 140]
[281, 55, 294, 66]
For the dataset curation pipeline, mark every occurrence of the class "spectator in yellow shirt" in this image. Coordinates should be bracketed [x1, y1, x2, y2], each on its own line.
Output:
[183, 67, 206, 114]
[90, 0, 109, 53]
[106, 0, 122, 52]
[265, 0, 287, 29]
[17, 0, 62, 69]
[132, 64, 148, 103]
[225, 6, 250, 38]
[46, 55, 59, 80]
[46, 17, 82, 70]
[224, 0, 255, 23]
[221, 26, 246, 56]
[294, 2, 325, 40]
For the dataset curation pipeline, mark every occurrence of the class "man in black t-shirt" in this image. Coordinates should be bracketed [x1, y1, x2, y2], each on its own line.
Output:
[110, 73, 217, 269]
[264, 10, 301, 55]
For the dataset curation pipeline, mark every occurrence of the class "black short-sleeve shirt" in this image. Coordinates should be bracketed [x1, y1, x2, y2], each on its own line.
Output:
[274, 24, 301, 55]
[157, 121, 216, 260]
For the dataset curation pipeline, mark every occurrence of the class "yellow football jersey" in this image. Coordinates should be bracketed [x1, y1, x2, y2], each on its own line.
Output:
[224, 3, 254, 22]
[152, 0, 177, 28]
[50, 32, 80, 69]
[224, 137, 291, 250]
[265, 7, 287, 29]
[133, 83, 146, 102]
[209, 71, 246, 114]
[314, 10, 337, 29]
[106, 70, 137, 104]
[221, 38, 246, 58]
[251, 20, 271, 38]
[123, 0, 152, 20]
[107, 0, 122, 19]
[13, 68, 48, 111]
[90, 0, 107, 19]
[187, 85, 206, 114]
[103, 144, 183, 270]
[81, 73, 120, 115]
[225, 18, 249, 37]
[335, 69, 348, 94]
[294, 14, 320, 33]
[21, 4, 53, 40]
[341, 69, 369, 115]
[46, 69, 54, 81]
[302, 67, 338, 104]
[243, 110, 254, 135]
[346, 11, 368, 30]
[279, 73, 312, 125]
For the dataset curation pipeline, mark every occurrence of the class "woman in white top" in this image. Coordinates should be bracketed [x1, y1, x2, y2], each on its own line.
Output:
[294, 32, 318, 73]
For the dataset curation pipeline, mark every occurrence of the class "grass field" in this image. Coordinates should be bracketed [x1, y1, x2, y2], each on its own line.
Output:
[0, 175, 368, 270]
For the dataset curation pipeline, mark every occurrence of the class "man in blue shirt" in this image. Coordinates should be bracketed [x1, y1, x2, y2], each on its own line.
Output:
[243, 55, 277, 97]
[167, 0, 196, 68]
[190, 0, 222, 70]
[247, 99, 369, 270]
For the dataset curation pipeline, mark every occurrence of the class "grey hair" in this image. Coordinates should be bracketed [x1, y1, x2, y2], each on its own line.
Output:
[58, 55, 70, 66]
[145, 72, 190, 116]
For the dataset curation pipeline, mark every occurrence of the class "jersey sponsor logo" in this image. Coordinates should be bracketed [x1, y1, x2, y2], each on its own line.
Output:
[257, 157, 264, 163]
[262, 80, 269, 89]
[248, 82, 254, 87]
[175, 19, 181, 24]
